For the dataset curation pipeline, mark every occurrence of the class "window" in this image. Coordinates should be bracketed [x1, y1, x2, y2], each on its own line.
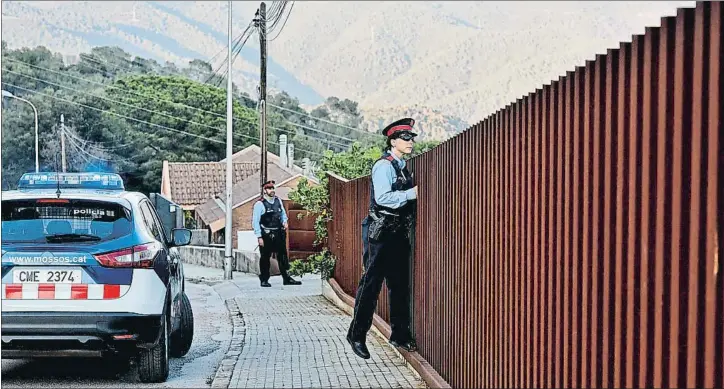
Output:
[1, 199, 132, 243]
[139, 201, 166, 244]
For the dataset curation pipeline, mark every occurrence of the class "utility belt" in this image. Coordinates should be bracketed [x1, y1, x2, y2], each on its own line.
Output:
[367, 208, 414, 240]
[261, 226, 284, 239]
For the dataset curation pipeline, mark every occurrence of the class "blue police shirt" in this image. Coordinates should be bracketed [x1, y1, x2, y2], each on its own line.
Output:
[371, 151, 417, 209]
[252, 196, 289, 238]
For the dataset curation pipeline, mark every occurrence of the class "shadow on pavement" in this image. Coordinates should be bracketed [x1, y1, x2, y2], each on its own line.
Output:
[1, 357, 133, 381]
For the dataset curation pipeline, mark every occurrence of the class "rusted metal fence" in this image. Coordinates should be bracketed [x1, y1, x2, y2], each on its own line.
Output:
[327, 2, 722, 388]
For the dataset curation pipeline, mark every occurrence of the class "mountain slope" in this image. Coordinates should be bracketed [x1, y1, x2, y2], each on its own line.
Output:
[2, 0, 694, 138]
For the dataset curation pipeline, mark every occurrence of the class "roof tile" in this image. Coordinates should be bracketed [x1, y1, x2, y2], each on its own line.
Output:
[167, 162, 258, 207]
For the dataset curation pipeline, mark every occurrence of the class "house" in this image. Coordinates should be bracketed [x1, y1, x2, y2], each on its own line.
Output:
[159, 136, 322, 260]
[194, 166, 320, 258]
[160, 161, 259, 211]
[160, 136, 312, 212]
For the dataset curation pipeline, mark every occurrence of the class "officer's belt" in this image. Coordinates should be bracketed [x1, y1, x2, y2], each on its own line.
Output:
[377, 210, 402, 218]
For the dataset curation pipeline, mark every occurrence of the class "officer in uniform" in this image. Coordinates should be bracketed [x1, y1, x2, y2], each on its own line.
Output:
[252, 180, 302, 287]
[346, 118, 419, 359]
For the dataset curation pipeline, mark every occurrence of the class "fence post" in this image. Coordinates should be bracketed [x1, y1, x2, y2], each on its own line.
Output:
[408, 207, 417, 341]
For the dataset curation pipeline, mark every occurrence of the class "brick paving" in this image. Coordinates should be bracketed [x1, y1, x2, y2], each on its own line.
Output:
[192, 267, 426, 389]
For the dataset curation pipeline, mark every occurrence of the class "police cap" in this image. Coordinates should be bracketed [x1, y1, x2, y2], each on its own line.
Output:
[382, 118, 418, 140]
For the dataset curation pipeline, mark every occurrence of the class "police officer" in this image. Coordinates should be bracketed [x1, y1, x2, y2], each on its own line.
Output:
[252, 180, 302, 287]
[346, 118, 419, 359]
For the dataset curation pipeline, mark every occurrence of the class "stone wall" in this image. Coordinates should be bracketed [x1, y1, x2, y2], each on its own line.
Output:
[178, 245, 280, 275]
[189, 229, 210, 246]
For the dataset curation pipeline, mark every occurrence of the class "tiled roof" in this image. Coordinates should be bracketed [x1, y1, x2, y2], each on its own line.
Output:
[220, 144, 304, 174]
[195, 163, 297, 229]
[166, 162, 259, 207]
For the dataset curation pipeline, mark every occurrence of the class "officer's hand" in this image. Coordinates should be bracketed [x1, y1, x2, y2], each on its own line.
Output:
[413, 186, 418, 196]
[283, 222, 288, 230]
[258, 237, 264, 247]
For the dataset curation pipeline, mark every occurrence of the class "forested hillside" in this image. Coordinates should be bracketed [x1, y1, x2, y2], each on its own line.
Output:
[1, 1, 691, 126]
[1, 43, 418, 194]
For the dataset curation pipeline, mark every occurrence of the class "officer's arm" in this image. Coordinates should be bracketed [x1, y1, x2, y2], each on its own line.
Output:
[372, 160, 416, 209]
[252, 202, 263, 238]
[280, 200, 289, 225]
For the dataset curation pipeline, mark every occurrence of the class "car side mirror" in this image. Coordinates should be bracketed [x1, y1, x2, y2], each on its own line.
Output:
[171, 228, 192, 247]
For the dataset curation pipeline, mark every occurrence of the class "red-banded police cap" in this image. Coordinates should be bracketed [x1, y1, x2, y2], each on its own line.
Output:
[382, 118, 418, 139]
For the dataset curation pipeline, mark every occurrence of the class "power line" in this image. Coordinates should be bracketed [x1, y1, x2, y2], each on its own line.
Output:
[5, 61, 363, 147]
[3, 82, 327, 159]
[63, 128, 135, 153]
[65, 134, 113, 162]
[269, 125, 350, 149]
[5, 69, 231, 134]
[78, 53, 129, 76]
[266, 2, 287, 33]
[13, 50, 378, 137]
[211, 25, 256, 88]
[207, 19, 256, 87]
[265, 102, 381, 137]
[5, 58, 227, 118]
[269, 1, 295, 41]
[3, 82, 228, 146]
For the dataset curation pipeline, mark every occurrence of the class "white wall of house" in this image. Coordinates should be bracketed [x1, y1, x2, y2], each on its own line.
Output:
[237, 230, 260, 252]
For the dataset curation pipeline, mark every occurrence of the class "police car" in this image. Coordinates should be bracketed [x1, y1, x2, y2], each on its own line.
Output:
[1, 172, 194, 383]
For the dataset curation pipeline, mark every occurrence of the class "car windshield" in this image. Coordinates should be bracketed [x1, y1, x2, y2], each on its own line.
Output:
[1, 199, 132, 243]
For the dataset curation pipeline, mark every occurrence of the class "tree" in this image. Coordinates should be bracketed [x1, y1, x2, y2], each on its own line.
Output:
[0, 44, 397, 196]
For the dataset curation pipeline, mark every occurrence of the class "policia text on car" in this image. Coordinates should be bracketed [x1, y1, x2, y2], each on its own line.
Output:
[346, 118, 419, 359]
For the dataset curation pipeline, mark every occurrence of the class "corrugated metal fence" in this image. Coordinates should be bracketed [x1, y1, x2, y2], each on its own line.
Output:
[327, 2, 722, 388]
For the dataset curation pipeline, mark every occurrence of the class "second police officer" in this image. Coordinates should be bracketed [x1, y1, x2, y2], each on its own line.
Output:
[252, 180, 302, 287]
[347, 118, 419, 359]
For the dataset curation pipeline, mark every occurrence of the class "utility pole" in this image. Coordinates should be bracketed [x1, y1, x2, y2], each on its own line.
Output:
[223, 0, 234, 280]
[60, 114, 67, 172]
[258, 2, 268, 188]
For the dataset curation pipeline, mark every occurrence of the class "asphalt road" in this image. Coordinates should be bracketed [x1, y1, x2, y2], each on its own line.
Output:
[1, 281, 232, 388]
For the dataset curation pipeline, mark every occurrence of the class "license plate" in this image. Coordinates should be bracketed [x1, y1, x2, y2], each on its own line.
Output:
[12, 268, 82, 284]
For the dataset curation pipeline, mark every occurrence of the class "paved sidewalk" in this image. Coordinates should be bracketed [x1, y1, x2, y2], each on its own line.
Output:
[183, 264, 426, 388]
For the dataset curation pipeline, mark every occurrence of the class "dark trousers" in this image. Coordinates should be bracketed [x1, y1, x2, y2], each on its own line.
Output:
[347, 218, 413, 343]
[259, 229, 291, 282]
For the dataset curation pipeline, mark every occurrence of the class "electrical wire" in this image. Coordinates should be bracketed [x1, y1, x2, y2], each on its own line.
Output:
[5, 69, 229, 133]
[210, 25, 256, 88]
[5, 59, 377, 145]
[5, 62, 362, 147]
[3, 82, 327, 158]
[269, 1, 294, 41]
[12, 46, 378, 137]
[5, 58, 227, 118]
[62, 128, 136, 153]
[207, 20, 256, 87]
[3, 82, 228, 145]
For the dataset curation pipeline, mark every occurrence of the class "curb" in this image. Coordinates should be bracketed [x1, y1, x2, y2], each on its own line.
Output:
[210, 298, 245, 388]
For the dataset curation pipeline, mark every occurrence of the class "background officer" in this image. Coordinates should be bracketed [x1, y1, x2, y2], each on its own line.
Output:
[252, 180, 302, 287]
[346, 118, 419, 359]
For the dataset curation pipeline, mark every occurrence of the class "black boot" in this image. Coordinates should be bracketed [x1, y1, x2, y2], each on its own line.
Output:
[283, 277, 302, 285]
[260, 281, 271, 287]
[346, 334, 370, 359]
[389, 338, 418, 352]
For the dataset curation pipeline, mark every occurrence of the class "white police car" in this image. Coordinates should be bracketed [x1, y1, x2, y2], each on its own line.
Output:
[1, 172, 194, 383]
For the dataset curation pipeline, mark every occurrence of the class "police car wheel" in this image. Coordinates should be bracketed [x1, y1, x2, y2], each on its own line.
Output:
[170, 292, 194, 358]
[137, 311, 170, 383]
